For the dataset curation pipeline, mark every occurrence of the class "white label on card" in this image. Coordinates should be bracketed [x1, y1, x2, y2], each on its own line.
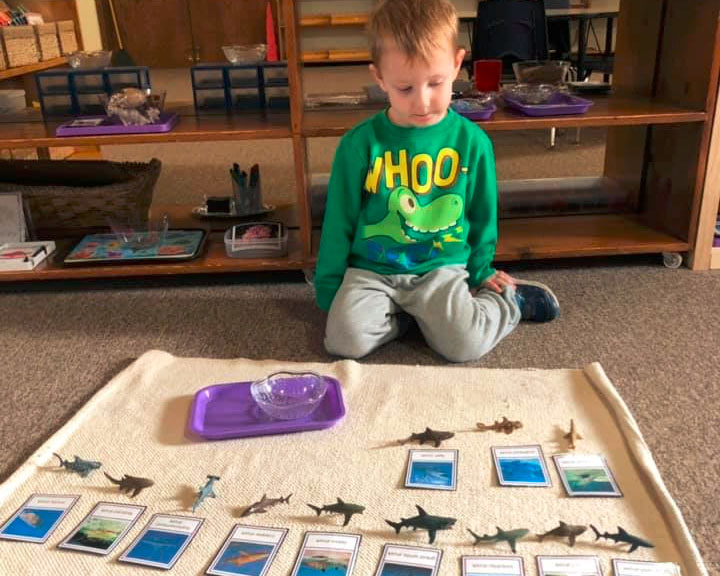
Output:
[613, 560, 681, 576]
[405, 449, 458, 490]
[463, 555, 525, 576]
[537, 556, 602, 576]
[375, 544, 443, 576]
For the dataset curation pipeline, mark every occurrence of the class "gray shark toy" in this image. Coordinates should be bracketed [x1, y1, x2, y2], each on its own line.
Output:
[193, 475, 220, 512]
[399, 427, 455, 448]
[385, 505, 456, 544]
[104, 472, 154, 497]
[468, 526, 530, 553]
[591, 524, 654, 553]
[537, 521, 588, 546]
[241, 493, 292, 517]
[53, 453, 102, 478]
[307, 498, 365, 526]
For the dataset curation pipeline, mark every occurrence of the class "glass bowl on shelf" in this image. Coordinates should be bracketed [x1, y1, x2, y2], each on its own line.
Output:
[67, 50, 112, 69]
[512, 60, 570, 85]
[250, 371, 328, 420]
[502, 83, 558, 105]
[222, 44, 267, 64]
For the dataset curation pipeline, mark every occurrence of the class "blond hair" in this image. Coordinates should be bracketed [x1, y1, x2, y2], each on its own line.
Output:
[368, 0, 459, 64]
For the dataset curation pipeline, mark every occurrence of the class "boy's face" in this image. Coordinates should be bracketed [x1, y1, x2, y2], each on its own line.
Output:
[370, 39, 465, 128]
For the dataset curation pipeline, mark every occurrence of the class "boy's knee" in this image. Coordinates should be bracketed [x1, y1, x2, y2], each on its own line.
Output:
[432, 337, 494, 363]
[324, 317, 377, 359]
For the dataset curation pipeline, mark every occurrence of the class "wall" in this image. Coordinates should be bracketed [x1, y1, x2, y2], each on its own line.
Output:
[75, 0, 102, 51]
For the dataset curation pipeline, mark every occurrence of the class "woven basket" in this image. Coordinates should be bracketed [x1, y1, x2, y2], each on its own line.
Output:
[57, 20, 78, 55]
[2, 25, 39, 67]
[0, 37, 7, 70]
[35, 23, 61, 61]
[0, 159, 161, 240]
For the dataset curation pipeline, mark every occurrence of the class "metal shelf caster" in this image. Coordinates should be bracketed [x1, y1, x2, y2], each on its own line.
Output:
[662, 252, 683, 269]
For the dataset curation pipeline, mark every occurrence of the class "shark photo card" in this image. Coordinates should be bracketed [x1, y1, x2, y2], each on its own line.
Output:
[0, 494, 79, 543]
[58, 501, 145, 555]
[537, 556, 602, 576]
[462, 555, 525, 576]
[405, 449, 458, 491]
[374, 544, 443, 576]
[612, 560, 681, 576]
[553, 453, 622, 497]
[491, 445, 551, 487]
[118, 513, 204, 570]
[290, 532, 361, 576]
[207, 524, 288, 576]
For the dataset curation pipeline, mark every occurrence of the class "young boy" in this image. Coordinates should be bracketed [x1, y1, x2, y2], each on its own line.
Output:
[314, 0, 559, 362]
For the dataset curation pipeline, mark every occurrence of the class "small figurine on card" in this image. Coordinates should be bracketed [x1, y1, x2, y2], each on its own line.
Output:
[307, 498, 365, 526]
[564, 419, 583, 450]
[591, 525, 654, 553]
[399, 427, 454, 448]
[104, 472, 155, 498]
[52, 453, 102, 478]
[385, 505, 456, 544]
[241, 493, 292, 517]
[468, 526, 530, 553]
[192, 475, 220, 512]
[476, 417, 523, 434]
[537, 521, 588, 546]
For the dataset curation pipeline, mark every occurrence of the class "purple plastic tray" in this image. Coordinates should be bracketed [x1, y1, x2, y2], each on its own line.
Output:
[503, 92, 593, 116]
[451, 100, 497, 121]
[55, 112, 179, 137]
[187, 376, 345, 440]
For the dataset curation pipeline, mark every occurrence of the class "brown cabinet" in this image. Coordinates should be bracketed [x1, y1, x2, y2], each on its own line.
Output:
[96, 0, 267, 66]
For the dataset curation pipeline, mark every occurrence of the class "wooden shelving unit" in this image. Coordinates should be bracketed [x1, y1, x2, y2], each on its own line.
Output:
[0, 57, 68, 81]
[1, 0, 719, 282]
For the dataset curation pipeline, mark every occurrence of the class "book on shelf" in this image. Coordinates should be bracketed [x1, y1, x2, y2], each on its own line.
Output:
[0, 241, 56, 271]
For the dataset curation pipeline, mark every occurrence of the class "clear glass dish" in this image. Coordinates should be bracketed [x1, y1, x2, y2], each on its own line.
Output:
[502, 83, 558, 104]
[222, 44, 267, 64]
[250, 371, 328, 420]
[67, 50, 112, 69]
[512, 60, 570, 85]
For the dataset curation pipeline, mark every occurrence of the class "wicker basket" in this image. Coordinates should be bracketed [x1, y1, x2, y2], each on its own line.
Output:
[0, 37, 7, 70]
[2, 26, 40, 67]
[34, 23, 61, 61]
[0, 159, 162, 240]
[57, 20, 78, 55]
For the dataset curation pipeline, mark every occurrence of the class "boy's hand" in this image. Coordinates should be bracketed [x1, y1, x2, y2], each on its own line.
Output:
[474, 270, 516, 294]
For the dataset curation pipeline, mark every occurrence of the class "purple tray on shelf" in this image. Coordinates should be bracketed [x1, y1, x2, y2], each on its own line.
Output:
[451, 99, 497, 121]
[187, 376, 346, 440]
[56, 112, 179, 137]
[503, 92, 593, 116]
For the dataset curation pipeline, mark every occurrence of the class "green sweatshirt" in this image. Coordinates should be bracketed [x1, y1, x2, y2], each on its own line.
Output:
[315, 108, 498, 311]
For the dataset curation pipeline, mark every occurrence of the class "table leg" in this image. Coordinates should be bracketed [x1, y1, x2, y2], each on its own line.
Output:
[604, 16, 614, 82]
[577, 17, 587, 81]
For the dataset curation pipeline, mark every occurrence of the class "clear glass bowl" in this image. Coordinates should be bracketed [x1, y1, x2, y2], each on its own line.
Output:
[250, 371, 328, 420]
[502, 83, 558, 104]
[512, 60, 570, 85]
[67, 50, 112, 69]
[222, 44, 267, 64]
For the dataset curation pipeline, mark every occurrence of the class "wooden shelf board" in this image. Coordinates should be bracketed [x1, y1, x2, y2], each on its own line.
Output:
[302, 96, 707, 136]
[0, 229, 306, 282]
[711, 247, 720, 269]
[300, 13, 369, 27]
[0, 57, 67, 81]
[0, 105, 291, 149]
[150, 203, 301, 231]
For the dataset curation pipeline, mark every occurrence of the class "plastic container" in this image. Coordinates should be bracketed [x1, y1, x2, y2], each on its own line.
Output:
[250, 371, 329, 420]
[224, 222, 288, 258]
[67, 50, 112, 69]
[512, 60, 570, 84]
[222, 44, 267, 63]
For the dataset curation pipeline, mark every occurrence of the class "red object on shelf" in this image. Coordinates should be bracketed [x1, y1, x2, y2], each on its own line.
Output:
[474, 59, 503, 92]
[266, 1, 279, 61]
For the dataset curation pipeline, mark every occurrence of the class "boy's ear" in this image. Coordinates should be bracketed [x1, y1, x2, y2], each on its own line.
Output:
[453, 48, 466, 77]
[369, 63, 387, 92]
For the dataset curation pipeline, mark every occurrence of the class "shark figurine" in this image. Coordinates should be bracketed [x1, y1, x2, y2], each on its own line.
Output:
[241, 493, 292, 517]
[537, 521, 588, 546]
[193, 475, 220, 512]
[53, 453, 102, 478]
[399, 427, 455, 448]
[468, 526, 530, 553]
[591, 525, 655, 553]
[104, 472, 154, 498]
[385, 505, 456, 544]
[307, 498, 365, 526]
[476, 417, 523, 435]
[564, 419, 583, 450]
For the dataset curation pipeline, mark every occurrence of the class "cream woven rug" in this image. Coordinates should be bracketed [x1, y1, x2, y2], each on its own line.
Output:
[0, 351, 708, 576]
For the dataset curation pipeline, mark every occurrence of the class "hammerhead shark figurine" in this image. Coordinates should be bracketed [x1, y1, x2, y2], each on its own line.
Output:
[193, 475, 220, 512]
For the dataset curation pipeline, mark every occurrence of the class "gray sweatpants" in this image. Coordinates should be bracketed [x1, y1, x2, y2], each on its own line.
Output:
[324, 266, 521, 363]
